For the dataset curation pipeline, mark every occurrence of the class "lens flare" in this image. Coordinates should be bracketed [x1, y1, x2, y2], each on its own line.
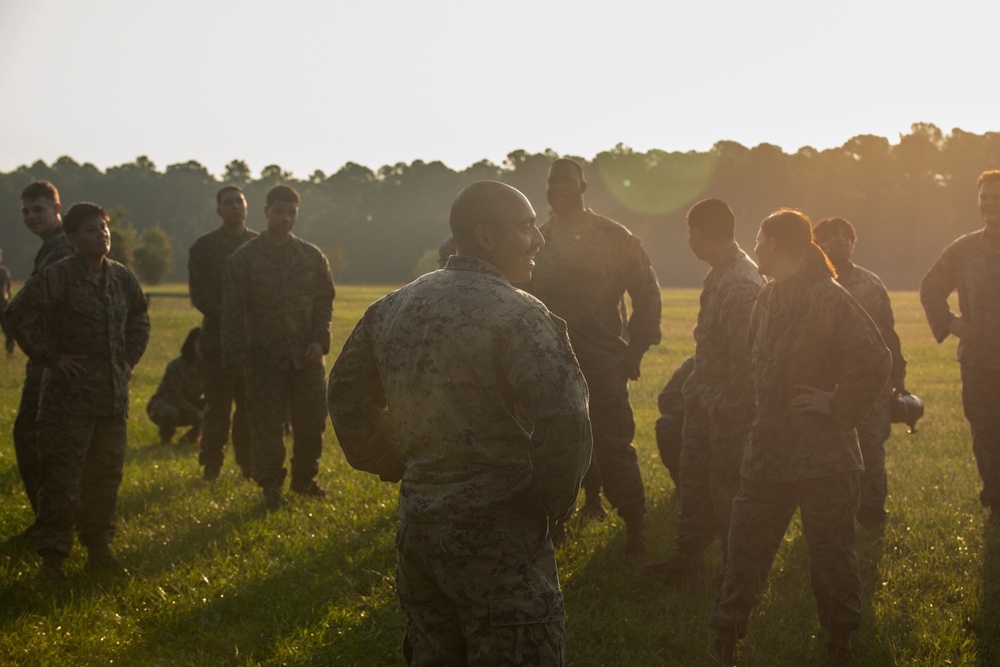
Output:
[597, 150, 718, 216]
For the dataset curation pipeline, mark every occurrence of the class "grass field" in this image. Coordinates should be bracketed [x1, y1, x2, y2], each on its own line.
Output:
[0, 285, 997, 666]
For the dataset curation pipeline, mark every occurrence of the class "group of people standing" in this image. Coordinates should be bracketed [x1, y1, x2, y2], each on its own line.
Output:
[4, 162, 999, 666]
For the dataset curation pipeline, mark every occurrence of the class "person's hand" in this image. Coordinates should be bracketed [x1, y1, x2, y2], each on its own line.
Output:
[56, 354, 88, 379]
[893, 378, 907, 395]
[949, 317, 972, 339]
[304, 342, 325, 365]
[791, 385, 833, 414]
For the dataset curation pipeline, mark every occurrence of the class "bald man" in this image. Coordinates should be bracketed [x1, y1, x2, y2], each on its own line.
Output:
[329, 181, 592, 666]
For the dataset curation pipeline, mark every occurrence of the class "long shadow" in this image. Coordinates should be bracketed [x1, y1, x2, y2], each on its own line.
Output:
[970, 525, 1000, 665]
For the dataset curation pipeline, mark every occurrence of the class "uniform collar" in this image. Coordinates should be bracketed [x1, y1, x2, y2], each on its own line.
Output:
[443, 255, 509, 283]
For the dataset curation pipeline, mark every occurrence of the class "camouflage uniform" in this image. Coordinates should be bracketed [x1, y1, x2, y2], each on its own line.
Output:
[10, 228, 76, 518]
[675, 244, 763, 561]
[0, 262, 12, 350]
[709, 270, 890, 640]
[836, 260, 906, 526]
[146, 355, 204, 441]
[221, 233, 334, 491]
[920, 230, 1000, 511]
[5, 254, 150, 557]
[328, 255, 592, 667]
[655, 356, 695, 486]
[189, 228, 258, 475]
[526, 209, 661, 518]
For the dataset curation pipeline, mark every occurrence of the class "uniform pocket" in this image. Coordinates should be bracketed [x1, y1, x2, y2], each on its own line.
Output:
[440, 524, 504, 559]
[488, 591, 566, 665]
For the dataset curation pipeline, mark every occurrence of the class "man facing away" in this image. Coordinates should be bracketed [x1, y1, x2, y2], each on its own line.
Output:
[6, 202, 150, 581]
[646, 198, 764, 583]
[921, 169, 1000, 524]
[8, 181, 76, 539]
[189, 185, 258, 480]
[814, 216, 907, 530]
[526, 158, 661, 555]
[222, 185, 335, 509]
[328, 181, 592, 666]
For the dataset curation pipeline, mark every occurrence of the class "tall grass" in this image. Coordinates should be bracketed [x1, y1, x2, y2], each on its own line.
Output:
[0, 287, 995, 666]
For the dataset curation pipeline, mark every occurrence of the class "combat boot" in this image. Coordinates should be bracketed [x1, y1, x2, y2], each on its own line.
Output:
[38, 554, 66, 583]
[582, 490, 608, 520]
[621, 506, 647, 558]
[86, 543, 125, 575]
[263, 486, 284, 511]
[290, 479, 327, 498]
[202, 464, 221, 482]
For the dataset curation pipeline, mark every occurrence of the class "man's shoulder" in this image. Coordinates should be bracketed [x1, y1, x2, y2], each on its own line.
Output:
[105, 258, 143, 287]
[586, 210, 637, 242]
[291, 235, 328, 261]
[943, 229, 985, 255]
[846, 263, 887, 290]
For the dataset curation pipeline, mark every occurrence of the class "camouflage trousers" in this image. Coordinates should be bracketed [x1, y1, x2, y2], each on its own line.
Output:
[35, 413, 128, 558]
[584, 368, 646, 515]
[709, 472, 861, 639]
[245, 363, 326, 489]
[198, 352, 251, 473]
[961, 365, 1000, 510]
[395, 515, 566, 666]
[13, 360, 44, 516]
[654, 411, 683, 488]
[675, 402, 747, 561]
[147, 398, 203, 441]
[857, 391, 891, 525]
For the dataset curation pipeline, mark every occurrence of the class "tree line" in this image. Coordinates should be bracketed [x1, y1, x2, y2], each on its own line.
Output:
[1, 122, 998, 288]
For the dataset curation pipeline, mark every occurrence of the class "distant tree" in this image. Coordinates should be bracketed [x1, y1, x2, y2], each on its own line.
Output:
[223, 159, 252, 185]
[106, 205, 137, 267]
[310, 170, 326, 184]
[260, 164, 292, 182]
[133, 226, 172, 284]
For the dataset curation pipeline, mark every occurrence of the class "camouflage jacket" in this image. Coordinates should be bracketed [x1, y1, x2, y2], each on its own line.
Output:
[920, 229, 1000, 370]
[149, 356, 203, 414]
[743, 270, 890, 483]
[34, 227, 76, 275]
[328, 255, 593, 522]
[526, 209, 662, 375]
[221, 233, 335, 371]
[684, 243, 764, 425]
[5, 255, 150, 418]
[836, 261, 906, 388]
[188, 227, 258, 358]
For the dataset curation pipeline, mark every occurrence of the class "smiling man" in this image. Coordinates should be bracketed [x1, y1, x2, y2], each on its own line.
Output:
[221, 185, 335, 509]
[921, 170, 1000, 525]
[328, 181, 592, 666]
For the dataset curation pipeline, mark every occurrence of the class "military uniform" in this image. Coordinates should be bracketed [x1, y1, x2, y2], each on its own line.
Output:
[0, 262, 12, 351]
[655, 356, 695, 486]
[836, 260, 906, 526]
[11, 228, 76, 520]
[709, 270, 890, 640]
[221, 233, 334, 492]
[920, 229, 1000, 512]
[328, 255, 592, 666]
[675, 244, 763, 561]
[147, 355, 204, 442]
[189, 227, 257, 476]
[526, 209, 661, 520]
[5, 254, 150, 558]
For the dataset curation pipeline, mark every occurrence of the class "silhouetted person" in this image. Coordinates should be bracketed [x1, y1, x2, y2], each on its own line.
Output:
[147, 327, 205, 446]
[329, 180, 591, 666]
[526, 158, 662, 555]
[189, 186, 257, 480]
[0, 247, 13, 356]
[708, 210, 889, 666]
[9, 181, 76, 540]
[655, 356, 695, 487]
[920, 169, 1000, 525]
[814, 216, 907, 530]
[646, 199, 763, 584]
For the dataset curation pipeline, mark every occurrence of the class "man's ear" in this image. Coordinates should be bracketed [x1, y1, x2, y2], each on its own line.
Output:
[473, 224, 493, 250]
[53, 202, 62, 216]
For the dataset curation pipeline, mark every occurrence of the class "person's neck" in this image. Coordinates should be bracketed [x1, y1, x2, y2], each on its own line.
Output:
[704, 242, 734, 269]
[984, 223, 1000, 239]
[221, 220, 247, 237]
[40, 224, 62, 242]
[552, 204, 587, 226]
[264, 229, 291, 245]
[82, 253, 106, 275]
[771, 258, 806, 283]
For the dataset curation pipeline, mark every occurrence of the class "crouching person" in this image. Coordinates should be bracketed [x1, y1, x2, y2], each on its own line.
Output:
[5, 202, 150, 582]
[147, 327, 205, 446]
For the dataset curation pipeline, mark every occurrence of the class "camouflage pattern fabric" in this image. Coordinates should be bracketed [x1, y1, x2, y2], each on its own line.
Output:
[10, 228, 76, 515]
[328, 255, 590, 666]
[742, 272, 891, 484]
[837, 261, 905, 525]
[961, 365, 1000, 510]
[246, 364, 327, 489]
[709, 472, 862, 639]
[34, 413, 129, 557]
[221, 233, 335, 371]
[655, 356, 695, 486]
[675, 244, 763, 557]
[920, 229, 1000, 370]
[189, 228, 258, 471]
[146, 355, 204, 439]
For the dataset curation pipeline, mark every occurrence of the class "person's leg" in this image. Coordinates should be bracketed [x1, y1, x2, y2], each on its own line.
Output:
[674, 403, 717, 557]
[13, 361, 44, 519]
[198, 352, 235, 478]
[709, 416, 750, 565]
[231, 375, 253, 477]
[961, 365, 1000, 517]
[77, 413, 128, 569]
[289, 363, 327, 495]
[856, 391, 891, 528]
[246, 367, 291, 504]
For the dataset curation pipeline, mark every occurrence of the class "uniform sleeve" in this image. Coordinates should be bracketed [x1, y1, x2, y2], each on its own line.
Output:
[4, 270, 61, 367]
[123, 270, 151, 369]
[502, 305, 593, 521]
[221, 254, 250, 369]
[188, 240, 216, 318]
[622, 238, 663, 363]
[828, 293, 892, 431]
[720, 283, 759, 415]
[328, 308, 407, 482]
[920, 242, 960, 343]
[312, 251, 336, 354]
[874, 284, 906, 385]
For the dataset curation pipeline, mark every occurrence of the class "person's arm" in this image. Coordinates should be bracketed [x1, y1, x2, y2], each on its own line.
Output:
[825, 293, 892, 430]
[187, 240, 216, 318]
[122, 268, 151, 376]
[327, 307, 406, 482]
[875, 283, 907, 393]
[4, 271, 61, 368]
[221, 253, 251, 370]
[720, 282, 760, 415]
[311, 250, 336, 355]
[503, 304, 593, 521]
[622, 238, 662, 379]
[920, 243, 961, 343]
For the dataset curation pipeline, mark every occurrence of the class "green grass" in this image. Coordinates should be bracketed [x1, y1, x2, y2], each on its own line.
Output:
[0, 287, 997, 666]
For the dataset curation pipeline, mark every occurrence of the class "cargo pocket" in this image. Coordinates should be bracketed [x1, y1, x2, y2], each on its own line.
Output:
[440, 524, 505, 559]
[488, 591, 566, 665]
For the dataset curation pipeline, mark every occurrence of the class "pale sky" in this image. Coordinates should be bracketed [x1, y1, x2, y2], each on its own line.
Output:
[0, 0, 994, 178]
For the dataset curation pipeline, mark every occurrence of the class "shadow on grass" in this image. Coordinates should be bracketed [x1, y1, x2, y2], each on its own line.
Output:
[970, 525, 1000, 666]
